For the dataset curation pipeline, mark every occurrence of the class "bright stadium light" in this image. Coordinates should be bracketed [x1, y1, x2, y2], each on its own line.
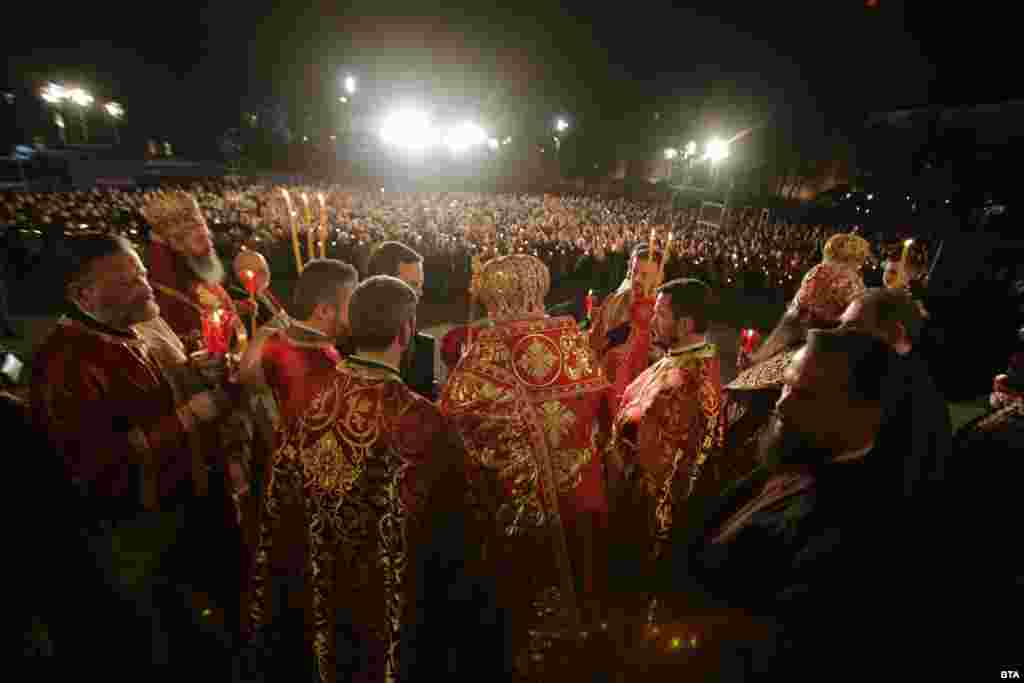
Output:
[41, 82, 66, 104]
[488, 138, 500, 151]
[685, 140, 698, 157]
[105, 102, 124, 119]
[664, 148, 678, 160]
[556, 118, 569, 133]
[379, 108, 440, 152]
[704, 137, 730, 163]
[67, 87, 94, 108]
[443, 121, 487, 154]
[344, 75, 357, 95]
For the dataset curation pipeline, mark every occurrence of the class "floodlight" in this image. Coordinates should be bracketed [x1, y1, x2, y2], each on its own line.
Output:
[379, 108, 441, 152]
[444, 121, 487, 154]
[664, 148, 678, 160]
[705, 137, 729, 163]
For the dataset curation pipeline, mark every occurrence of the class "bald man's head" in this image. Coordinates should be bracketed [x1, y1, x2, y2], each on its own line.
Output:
[234, 249, 270, 294]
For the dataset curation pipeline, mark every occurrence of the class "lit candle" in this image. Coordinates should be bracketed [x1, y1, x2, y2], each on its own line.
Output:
[317, 192, 328, 258]
[281, 189, 304, 274]
[202, 308, 229, 355]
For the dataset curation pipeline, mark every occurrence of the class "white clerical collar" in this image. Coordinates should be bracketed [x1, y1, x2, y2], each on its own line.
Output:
[831, 443, 874, 463]
[667, 338, 708, 357]
[290, 320, 330, 339]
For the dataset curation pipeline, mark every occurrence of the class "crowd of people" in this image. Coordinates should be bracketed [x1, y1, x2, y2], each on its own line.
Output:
[4, 183, 1020, 680]
[1, 180, 934, 309]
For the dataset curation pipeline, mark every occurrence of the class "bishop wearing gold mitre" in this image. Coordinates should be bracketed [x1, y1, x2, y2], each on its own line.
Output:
[724, 233, 871, 480]
[439, 254, 611, 662]
[588, 244, 662, 411]
[140, 190, 245, 354]
[606, 278, 725, 581]
[249, 276, 462, 683]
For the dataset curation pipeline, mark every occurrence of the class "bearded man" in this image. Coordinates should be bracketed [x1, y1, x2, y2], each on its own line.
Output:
[141, 190, 242, 353]
[660, 329, 939, 678]
[239, 258, 357, 427]
[606, 278, 725, 590]
[440, 254, 611, 671]
[723, 233, 869, 481]
[588, 244, 662, 410]
[30, 235, 246, 675]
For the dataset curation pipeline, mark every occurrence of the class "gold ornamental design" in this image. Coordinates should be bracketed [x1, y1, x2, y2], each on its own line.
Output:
[300, 430, 364, 499]
[538, 401, 576, 449]
[560, 330, 596, 381]
[512, 334, 562, 387]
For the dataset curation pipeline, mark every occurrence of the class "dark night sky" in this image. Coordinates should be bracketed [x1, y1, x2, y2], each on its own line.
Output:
[3, 1, 1021, 155]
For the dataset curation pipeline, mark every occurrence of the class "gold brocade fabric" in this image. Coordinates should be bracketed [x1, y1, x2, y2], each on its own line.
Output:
[440, 315, 610, 537]
[250, 359, 447, 683]
[726, 348, 799, 392]
[608, 344, 724, 562]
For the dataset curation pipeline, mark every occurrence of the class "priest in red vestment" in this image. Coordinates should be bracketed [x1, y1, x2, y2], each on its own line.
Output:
[588, 244, 662, 410]
[139, 189, 254, 633]
[239, 258, 358, 428]
[440, 254, 611, 667]
[236, 258, 358, 606]
[248, 276, 461, 683]
[30, 234, 246, 673]
[606, 278, 725, 587]
[141, 190, 246, 354]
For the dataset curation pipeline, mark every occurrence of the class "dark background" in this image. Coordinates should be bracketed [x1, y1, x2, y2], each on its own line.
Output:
[4, 1, 1019, 161]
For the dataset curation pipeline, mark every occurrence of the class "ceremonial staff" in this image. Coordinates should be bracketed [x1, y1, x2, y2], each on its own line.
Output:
[301, 193, 316, 262]
[317, 192, 328, 258]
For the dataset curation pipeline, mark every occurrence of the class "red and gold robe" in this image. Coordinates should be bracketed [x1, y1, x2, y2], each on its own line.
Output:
[30, 311, 198, 508]
[588, 288, 657, 411]
[440, 313, 610, 627]
[249, 356, 455, 683]
[260, 325, 344, 428]
[608, 341, 725, 564]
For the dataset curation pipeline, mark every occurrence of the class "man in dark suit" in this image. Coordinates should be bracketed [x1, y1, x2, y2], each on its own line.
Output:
[367, 241, 437, 400]
[653, 329, 942, 679]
